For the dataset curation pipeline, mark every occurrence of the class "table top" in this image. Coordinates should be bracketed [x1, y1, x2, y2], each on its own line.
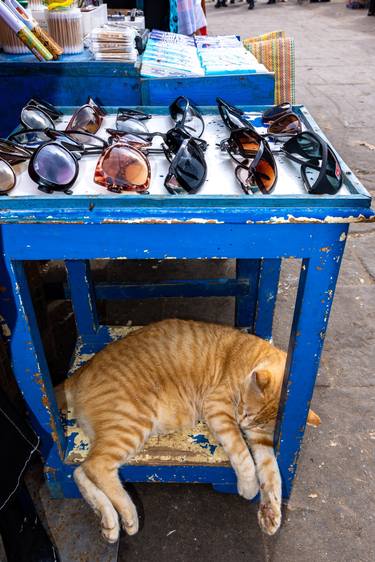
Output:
[0, 105, 373, 225]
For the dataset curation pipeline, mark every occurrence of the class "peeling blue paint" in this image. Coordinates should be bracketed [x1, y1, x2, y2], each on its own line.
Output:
[189, 434, 217, 456]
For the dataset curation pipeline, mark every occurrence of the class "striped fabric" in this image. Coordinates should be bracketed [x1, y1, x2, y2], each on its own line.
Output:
[243, 33, 295, 105]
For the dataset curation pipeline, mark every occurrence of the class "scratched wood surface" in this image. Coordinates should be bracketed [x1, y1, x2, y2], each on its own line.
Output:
[63, 326, 229, 467]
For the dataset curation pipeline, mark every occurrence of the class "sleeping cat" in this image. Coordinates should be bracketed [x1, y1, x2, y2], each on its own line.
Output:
[58, 319, 320, 542]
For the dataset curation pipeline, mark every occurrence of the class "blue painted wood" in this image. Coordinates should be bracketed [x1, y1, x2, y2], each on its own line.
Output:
[0, 258, 65, 464]
[141, 73, 275, 106]
[235, 260, 260, 331]
[275, 225, 348, 498]
[65, 260, 99, 339]
[74, 278, 251, 300]
[0, 223, 353, 261]
[46, 462, 239, 499]
[254, 259, 281, 341]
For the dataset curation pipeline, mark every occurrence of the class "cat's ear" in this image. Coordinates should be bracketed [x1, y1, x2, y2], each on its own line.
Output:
[248, 369, 271, 395]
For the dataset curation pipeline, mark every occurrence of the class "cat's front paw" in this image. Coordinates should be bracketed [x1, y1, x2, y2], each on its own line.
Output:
[258, 500, 281, 535]
[237, 475, 259, 500]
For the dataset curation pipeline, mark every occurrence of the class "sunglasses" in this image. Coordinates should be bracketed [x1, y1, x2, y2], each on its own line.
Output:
[94, 140, 151, 194]
[220, 128, 277, 195]
[117, 107, 152, 122]
[262, 103, 292, 124]
[163, 137, 207, 195]
[0, 157, 19, 194]
[9, 128, 107, 154]
[28, 141, 80, 194]
[107, 126, 208, 153]
[0, 139, 33, 165]
[66, 97, 106, 134]
[169, 96, 205, 138]
[0, 140, 33, 193]
[216, 97, 256, 132]
[276, 131, 342, 195]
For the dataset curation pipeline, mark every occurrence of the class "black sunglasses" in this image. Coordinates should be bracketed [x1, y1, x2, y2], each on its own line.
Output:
[275, 131, 342, 195]
[262, 103, 292, 124]
[163, 137, 207, 195]
[169, 96, 205, 138]
[216, 97, 256, 132]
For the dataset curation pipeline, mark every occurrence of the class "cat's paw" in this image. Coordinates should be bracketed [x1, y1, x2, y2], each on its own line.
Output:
[237, 475, 259, 500]
[258, 500, 281, 535]
[101, 520, 120, 543]
[122, 516, 139, 536]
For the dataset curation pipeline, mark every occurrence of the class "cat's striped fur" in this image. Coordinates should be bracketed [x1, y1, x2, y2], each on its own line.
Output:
[59, 319, 320, 542]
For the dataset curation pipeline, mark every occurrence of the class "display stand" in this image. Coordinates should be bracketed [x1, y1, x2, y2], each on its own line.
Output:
[0, 104, 372, 501]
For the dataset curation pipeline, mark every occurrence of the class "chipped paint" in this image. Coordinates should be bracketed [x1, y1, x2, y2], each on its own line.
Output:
[320, 247, 331, 253]
[249, 214, 375, 225]
[339, 232, 347, 242]
[102, 218, 224, 225]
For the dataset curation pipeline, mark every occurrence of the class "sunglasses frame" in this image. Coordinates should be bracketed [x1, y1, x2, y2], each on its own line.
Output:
[117, 108, 152, 122]
[266, 112, 303, 138]
[163, 137, 207, 195]
[216, 97, 256, 132]
[262, 102, 293, 124]
[0, 156, 17, 194]
[276, 131, 343, 195]
[26, 98, 63, 121]
[94, 142, 151, 194]
[66, 98, 106, 134]
[221, 128, 277, 195]
[0, 139, 33, 164]
[169, 96, 205, 138]
[28, 141, 80, 194]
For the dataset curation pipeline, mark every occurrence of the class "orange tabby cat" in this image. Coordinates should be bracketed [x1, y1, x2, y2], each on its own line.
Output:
[59, 319, 320, 542]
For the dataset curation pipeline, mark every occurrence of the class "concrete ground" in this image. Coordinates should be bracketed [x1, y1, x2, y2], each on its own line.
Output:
[1, 2, 375, 561]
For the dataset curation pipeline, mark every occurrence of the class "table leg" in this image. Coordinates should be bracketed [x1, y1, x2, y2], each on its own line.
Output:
[275, 227, 348, 498]
[235, 259, 261, 332]
[0, 258, 65, 493]
[254, 258, 281, 341]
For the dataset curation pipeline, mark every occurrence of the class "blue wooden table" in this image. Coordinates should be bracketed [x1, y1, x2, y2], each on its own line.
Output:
[0, 105, 373, 503]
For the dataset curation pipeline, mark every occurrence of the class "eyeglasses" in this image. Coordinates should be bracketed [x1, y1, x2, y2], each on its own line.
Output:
[28, 141, 80, 194]
[9, 128, 107, 154]
[26, 98, 63, 121]
[163, 137, 207, 195]
[275, 131, 342, 195]
[220, 128, 277, 195]
[94, 140, 151, 193]
[66, 97, 106, 134]
[216, 97, 256, 131]
[169, 96, 205, 138]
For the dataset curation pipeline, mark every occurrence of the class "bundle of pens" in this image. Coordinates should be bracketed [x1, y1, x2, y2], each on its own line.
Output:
[0, 0, 63, 59]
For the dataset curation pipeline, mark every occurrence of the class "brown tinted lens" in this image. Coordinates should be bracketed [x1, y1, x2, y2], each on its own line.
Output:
[94, 144, 150, 192]
[268, 114, 301, 134]
[234, 131, 260, 156]
[68, 106, 101, 133]
[0, 159, 16, 192]
[255, 157, 276, 192]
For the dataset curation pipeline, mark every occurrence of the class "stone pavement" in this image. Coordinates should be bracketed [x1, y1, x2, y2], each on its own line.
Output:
[2, 2, 374, 561]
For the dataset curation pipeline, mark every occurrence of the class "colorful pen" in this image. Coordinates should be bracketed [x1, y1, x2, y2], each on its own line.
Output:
[0, 1, 53, 61]
[4, 0, 63, 58]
